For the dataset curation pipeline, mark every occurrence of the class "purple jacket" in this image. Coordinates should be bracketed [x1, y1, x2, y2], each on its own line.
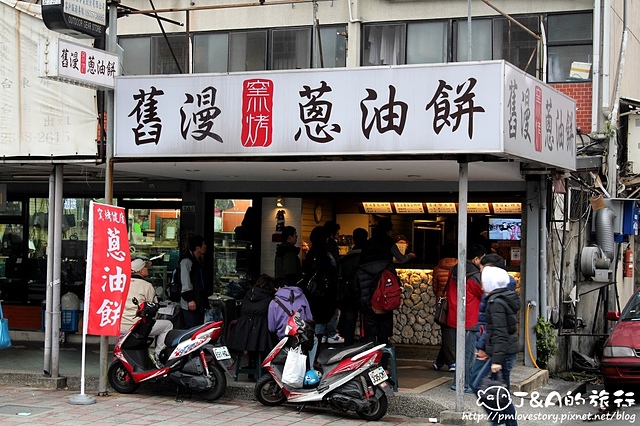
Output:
[268, 285, 313, 340]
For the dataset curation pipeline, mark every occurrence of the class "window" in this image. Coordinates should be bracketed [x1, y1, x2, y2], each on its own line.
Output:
[193, 32, 229, 73]
[119, 37, 151, 75]
[229, 31, 268, 72]
[455, 19, 493, 61]
[315, 25, 347, 68]
[120, 35, 187, 75]
[493, 16, 539, 77]
[406, 21, 448, 64]
[546, 12, 593, 83]
[151, 34, 188, 74]
[363, 24, 406, 66]
[271, 28, 312, 70]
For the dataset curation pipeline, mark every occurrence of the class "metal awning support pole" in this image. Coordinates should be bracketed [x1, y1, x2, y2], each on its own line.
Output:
[98, 0, 118, 396]
[51, 165, 63, 377]
[43, 168, 55, 376]
[455, 159, 469, 412]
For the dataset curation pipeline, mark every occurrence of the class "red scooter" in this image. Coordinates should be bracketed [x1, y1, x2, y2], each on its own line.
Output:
[108, 298, 234, 401]
[254, 312, 393, 421]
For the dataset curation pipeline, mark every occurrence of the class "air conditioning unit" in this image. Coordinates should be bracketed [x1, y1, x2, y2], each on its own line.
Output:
[627, 114, 640, 174]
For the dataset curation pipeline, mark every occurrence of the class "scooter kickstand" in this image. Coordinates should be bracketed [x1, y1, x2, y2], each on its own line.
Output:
[296, 403, 307, 413]
[174, 386, 183, 403]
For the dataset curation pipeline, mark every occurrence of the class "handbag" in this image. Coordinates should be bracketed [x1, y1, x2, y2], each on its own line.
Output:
[434, 297, 449, 326]
[305, 271, 328, 300]
[282, 346, 307, 388]
[477, 370, 509, 411]
[434, 270, 451, 326]
[0, 301, 11, 350]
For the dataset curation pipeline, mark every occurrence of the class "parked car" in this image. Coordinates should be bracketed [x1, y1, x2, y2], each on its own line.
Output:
[601, 287, 640, 391]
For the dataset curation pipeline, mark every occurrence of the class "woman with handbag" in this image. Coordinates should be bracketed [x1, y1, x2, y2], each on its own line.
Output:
[432, 247, 458, 372]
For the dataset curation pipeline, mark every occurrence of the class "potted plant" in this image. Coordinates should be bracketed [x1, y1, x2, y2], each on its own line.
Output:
[534, 316, 557, 368]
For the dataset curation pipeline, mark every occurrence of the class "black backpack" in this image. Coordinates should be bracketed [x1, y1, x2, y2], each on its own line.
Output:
[166, 267, 181, 302]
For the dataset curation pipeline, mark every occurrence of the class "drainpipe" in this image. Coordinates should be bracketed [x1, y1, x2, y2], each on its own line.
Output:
[346, 0, 361, 68]
[540, 18, 547, 83]
[602, 0, 611, 112]
[539, 176, 548, 320]
[606, 0, 628, 197]
[592, 0, 602, 133]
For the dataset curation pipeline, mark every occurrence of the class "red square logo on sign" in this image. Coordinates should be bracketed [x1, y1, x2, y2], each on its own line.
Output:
[241, 79, 273, 147]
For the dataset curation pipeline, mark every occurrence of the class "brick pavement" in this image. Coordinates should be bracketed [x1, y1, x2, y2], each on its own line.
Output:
[0, 385, 432, 426]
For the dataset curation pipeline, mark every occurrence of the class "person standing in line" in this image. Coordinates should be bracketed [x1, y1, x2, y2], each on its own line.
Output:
[302, 226, 341, 344]
[323, 220, 344, 344]
[432, 245, 458, 372]
[337, 227, 368, 346]
[121, 258, 173, 366]
[357, 217, 415, 348]
[268, 277, 318, 368]
[478, 265, 520, 426]
[470, 253, 517, 392]
[180, 235, 208, 329]
[274, 226, 302, 287]
[227, 274, 277, 379]
[445, 243, 486, 393]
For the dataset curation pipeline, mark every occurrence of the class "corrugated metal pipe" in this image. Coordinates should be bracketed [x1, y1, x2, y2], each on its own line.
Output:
[595, 207, 616, 260]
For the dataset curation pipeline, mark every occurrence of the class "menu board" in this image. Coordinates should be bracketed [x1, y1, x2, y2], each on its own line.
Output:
[362, 202, 393, 214]
[467, 203, 491, 214]
[394, 202, 425, 214]
[492, 203, 522, 214]
[425, 203, 457, 214]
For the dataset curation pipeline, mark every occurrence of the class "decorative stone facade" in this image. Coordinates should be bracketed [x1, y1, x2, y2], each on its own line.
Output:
[390, 268, 521, 345]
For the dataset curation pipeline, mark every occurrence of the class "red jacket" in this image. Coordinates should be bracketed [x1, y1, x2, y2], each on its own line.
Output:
[445, 260, 483, 330]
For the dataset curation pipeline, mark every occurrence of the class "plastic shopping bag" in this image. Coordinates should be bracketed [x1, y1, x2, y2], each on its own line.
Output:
[282, 346, 306, 388]
[0, 303, 11, 350]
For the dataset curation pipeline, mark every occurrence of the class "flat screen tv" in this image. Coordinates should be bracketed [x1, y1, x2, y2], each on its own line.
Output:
[488, 217, 522, 241]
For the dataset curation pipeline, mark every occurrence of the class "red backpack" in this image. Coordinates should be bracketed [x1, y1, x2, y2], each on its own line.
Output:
[371, 268, 402, 314]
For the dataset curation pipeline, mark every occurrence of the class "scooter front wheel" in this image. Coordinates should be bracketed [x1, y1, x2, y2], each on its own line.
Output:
[356, 394, 388, 421]
[200, 364, 227, 401]
[108, 360, 140, 394]
[254, 374, 286, 406]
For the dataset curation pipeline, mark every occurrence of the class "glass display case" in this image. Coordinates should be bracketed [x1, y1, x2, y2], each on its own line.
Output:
[213, 233, 251, 299]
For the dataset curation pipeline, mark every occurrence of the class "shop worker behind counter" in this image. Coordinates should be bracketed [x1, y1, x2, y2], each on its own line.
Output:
[121, 258, 173, 366]
[180, 235, 208, 329]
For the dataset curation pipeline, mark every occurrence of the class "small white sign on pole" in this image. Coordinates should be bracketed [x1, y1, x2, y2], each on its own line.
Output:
[39, 37, 118, 89]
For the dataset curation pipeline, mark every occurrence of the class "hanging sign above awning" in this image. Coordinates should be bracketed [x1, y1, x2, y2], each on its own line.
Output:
[115, 61, 577, 171]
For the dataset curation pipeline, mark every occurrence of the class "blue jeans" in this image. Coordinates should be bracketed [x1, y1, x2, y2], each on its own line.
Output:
[315, 308, 340, 337]
[464, 330, 477, 389]
[476, 354, 518, 426]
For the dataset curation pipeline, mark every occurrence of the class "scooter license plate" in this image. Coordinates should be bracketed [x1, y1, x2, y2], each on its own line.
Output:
[368, 366, 388, 386]
[213, 346, 231, 360]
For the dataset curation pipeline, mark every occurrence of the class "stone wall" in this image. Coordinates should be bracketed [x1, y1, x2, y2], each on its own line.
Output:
[390, 268, 521, 345]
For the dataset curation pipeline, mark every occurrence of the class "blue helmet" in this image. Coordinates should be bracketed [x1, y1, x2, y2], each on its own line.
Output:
[303, 369, 321, 387]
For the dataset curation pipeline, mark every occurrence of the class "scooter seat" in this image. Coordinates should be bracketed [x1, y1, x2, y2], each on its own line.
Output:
[317, 342, 374, 366]
[165, 325, 205, 347]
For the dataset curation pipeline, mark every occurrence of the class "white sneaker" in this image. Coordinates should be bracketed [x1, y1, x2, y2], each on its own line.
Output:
[327, 334, 345, 344]
[321, 336, 328, 344]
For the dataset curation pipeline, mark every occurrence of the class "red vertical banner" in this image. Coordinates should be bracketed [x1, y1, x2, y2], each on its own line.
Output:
[84, 202, 131, 336]
[80, 51, 87, 74]
[534, 86, 543, 153]
[241, 78, 273, 147]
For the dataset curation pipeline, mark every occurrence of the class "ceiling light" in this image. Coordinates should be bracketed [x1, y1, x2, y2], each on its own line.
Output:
[282, 168, 298, 172]
[376, 168, 392, 171]
[317, 175, 332, 179]
[276, 197, 284, 207]
[185, 169, 200, 172]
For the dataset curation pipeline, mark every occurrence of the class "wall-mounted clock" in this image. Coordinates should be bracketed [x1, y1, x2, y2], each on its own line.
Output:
[314, 204, 323, 223]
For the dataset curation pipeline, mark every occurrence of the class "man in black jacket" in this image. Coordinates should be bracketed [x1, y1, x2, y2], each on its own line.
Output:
[337, 227, 368, 346]
[180, 235, 208, 328]
[274, 226, 302, 287]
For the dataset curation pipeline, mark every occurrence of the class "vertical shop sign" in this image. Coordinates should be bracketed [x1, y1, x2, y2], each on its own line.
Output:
[84, 202, 130, 336]
[534, 86, 543, 153]
[241, 79, 273, 147]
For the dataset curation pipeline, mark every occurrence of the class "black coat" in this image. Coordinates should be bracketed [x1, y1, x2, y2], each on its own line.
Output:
[356, 258, 392, 312]
[302, 248, 338, 324]
[337, 248, 362, 308]
[485, 288, 521, 365]
[226, 286, 276, 353]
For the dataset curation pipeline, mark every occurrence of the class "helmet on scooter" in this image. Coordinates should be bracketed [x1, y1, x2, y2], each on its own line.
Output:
[303, 369, 321, 387]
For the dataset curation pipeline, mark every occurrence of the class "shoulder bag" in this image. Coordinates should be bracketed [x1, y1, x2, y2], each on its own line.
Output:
[434, 271, 451, 327]
[0, 301, 11, 350]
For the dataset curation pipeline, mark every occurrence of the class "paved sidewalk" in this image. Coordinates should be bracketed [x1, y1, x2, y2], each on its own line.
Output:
[0, 337, 589, 424]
